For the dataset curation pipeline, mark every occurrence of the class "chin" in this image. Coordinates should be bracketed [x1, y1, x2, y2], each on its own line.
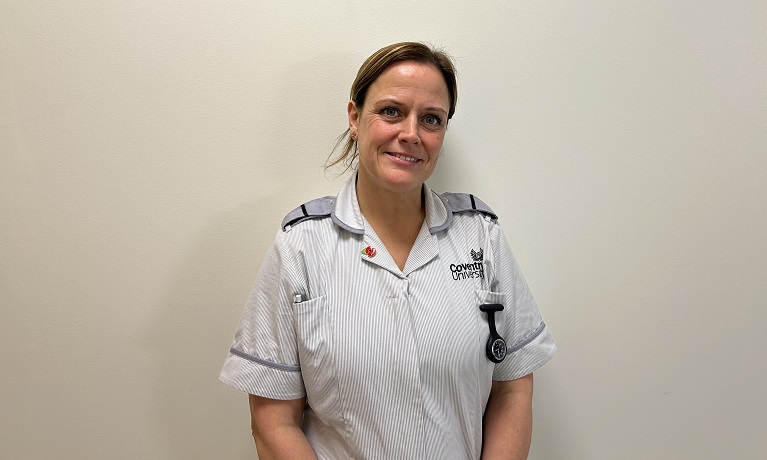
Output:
[381, 175, 425, 194]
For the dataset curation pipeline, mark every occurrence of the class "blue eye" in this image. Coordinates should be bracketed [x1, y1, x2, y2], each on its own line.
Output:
[424, 115, 442, 126]
[382, 107, 400, 117]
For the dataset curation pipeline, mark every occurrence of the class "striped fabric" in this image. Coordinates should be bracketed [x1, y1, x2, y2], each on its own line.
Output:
[220, 174, 556, 459]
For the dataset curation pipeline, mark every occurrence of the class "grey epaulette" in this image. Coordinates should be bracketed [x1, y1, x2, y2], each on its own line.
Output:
[441, 192, 498, 222]
[281, 196, 335, 231]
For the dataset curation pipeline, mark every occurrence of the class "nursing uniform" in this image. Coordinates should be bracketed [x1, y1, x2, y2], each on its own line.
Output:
[220, 174, 556, 460]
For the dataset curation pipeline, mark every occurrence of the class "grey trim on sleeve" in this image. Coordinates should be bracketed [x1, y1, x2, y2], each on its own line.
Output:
[507, 322, 547, 354]
[229, 347, 301, 372]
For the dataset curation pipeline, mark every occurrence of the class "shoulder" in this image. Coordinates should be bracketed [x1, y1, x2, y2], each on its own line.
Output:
[440, 192, 498, 223]
[281, 195, 335, 231]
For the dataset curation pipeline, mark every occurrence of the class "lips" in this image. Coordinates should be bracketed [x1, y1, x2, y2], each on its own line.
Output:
[387, 152, 420, 163]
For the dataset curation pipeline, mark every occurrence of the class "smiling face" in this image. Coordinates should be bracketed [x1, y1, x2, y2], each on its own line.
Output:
[348, 61, 450, 200]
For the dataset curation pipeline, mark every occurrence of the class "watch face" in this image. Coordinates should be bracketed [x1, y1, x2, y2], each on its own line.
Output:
[491, 338, 507, 362]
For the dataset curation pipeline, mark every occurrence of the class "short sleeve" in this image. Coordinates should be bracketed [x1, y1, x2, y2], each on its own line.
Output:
[219, 231, 307, 400]
[488, 224, 556, 381]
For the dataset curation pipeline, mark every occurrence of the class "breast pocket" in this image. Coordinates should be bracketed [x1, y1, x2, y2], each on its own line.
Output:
[475, 289, 507, 326]
[292, 295, 343, 429]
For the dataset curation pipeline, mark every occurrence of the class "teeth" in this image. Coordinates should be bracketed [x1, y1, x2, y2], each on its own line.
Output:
[393, 153, 418, 162]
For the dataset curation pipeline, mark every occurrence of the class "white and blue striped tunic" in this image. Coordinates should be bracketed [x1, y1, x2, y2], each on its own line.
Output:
[220, 174, 556, 459]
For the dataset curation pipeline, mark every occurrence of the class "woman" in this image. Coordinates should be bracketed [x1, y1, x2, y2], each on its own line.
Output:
[220, 42, 556, 460]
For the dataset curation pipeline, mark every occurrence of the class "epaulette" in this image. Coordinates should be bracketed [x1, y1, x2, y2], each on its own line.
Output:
[281, 196, 335, 231]
[441, 192, 498, 222]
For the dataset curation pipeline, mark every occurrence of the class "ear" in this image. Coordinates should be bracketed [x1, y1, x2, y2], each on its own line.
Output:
[347, 100, 359, 131]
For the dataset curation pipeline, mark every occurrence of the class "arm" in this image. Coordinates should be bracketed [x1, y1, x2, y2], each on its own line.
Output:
[249, 394, 318, 460]
[481, 373, 534, 460]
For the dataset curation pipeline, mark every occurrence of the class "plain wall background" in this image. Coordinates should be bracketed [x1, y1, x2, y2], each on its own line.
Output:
[2, 1, 766, 458]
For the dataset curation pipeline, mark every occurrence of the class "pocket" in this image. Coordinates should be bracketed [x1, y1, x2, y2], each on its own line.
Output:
[475, 289, 507, 325]
[293, 295, 329, 359]
[292, 295, 342, 428]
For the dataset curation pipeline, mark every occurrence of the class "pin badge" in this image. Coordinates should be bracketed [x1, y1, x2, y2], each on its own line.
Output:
[361, 245, 377, 257]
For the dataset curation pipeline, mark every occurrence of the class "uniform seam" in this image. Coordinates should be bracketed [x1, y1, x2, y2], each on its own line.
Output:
[507, 321, 546, 354]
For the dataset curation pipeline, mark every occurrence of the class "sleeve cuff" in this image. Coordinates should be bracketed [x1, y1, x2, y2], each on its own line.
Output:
[492, 324, 557, 381]
[219, 351, 306, 400]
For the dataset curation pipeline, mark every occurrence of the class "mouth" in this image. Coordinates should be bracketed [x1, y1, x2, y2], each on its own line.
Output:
[387, 152, 420, 163]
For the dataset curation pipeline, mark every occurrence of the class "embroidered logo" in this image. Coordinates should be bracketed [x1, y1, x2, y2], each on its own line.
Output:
[362, 245, 377, 258]
[450, 248, 485, 281]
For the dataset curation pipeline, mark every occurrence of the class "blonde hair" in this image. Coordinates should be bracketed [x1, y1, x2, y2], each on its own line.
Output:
[326, 42, 458, 171]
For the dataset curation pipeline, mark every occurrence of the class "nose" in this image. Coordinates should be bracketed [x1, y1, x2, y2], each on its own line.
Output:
[398, 115, 420, 145]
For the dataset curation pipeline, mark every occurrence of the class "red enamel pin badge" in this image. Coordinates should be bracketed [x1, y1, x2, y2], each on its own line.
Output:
[361, 245, 377, 257]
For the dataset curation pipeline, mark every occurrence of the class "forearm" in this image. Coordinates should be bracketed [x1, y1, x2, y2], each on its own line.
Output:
[252, 423, 317, 460]
[481, 374, 534, 460]
[249, 394, 318, 460]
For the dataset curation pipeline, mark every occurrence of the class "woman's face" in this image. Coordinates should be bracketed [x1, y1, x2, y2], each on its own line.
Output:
[348, 61, 450, 198]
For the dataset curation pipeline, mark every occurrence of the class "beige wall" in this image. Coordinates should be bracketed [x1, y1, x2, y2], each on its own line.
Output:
[2, 1, 766, 458]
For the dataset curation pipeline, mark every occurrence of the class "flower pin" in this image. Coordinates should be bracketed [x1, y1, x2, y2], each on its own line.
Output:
[361, 245, 377, 258]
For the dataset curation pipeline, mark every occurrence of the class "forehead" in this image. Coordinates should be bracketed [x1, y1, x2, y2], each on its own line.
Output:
[366, 61, 450, 109]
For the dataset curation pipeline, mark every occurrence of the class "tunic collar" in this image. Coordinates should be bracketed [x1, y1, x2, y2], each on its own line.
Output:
[330, 173, 452, 235]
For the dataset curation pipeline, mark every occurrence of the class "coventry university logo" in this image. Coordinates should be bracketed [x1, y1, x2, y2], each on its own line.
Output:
[450, 248, 485, 281]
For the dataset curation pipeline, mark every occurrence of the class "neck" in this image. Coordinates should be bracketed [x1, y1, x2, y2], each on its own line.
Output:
[354, 174, 426, 271]
[355, 175, 425, 230]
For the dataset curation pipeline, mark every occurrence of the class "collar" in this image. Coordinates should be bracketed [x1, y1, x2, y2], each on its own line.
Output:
[331, 173, 452, 235]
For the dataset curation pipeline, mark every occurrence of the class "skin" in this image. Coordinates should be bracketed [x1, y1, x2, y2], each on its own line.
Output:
[482, 374, 535, 460]
[248, 60, 535, 459]
[348, 60, 450, 269]
[248, 394, 316, 460]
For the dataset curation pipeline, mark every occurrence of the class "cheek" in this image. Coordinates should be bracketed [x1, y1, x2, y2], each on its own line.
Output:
[425, 132, 446, 151]
[372, 120, 398, 135]
[362, 122, 397, 144]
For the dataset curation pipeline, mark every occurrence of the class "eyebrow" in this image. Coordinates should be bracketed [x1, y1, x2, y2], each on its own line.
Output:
[373, 97, 448, 116]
